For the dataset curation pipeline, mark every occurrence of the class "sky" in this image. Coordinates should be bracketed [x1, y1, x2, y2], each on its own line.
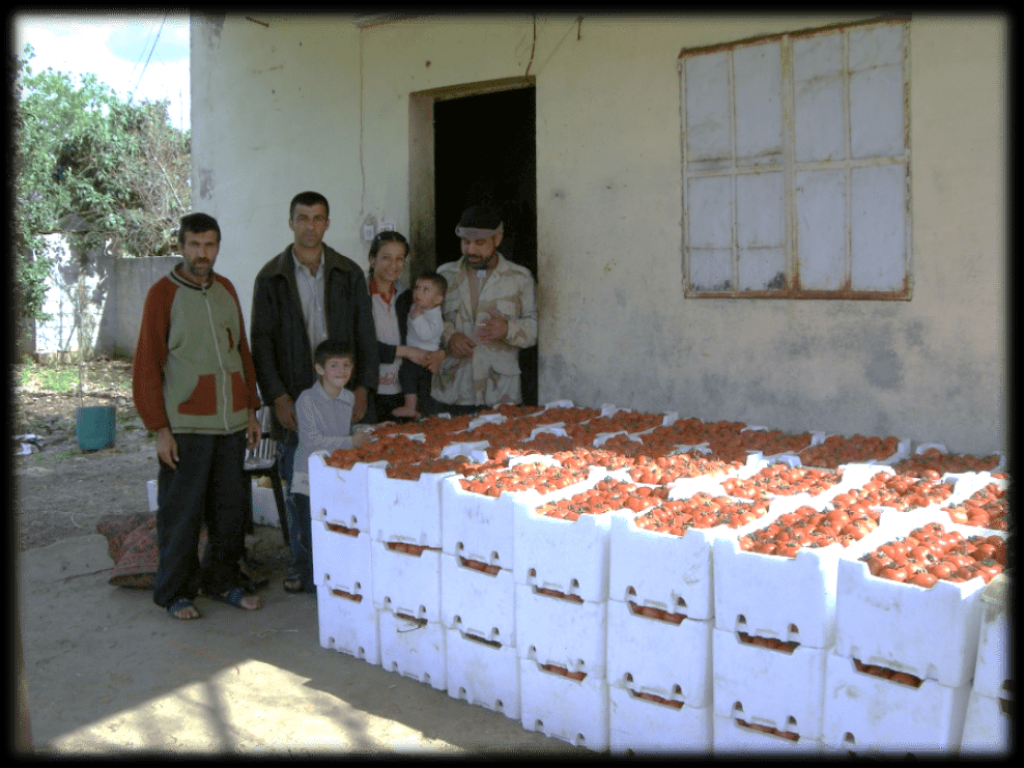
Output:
[13, 12, 191, 132]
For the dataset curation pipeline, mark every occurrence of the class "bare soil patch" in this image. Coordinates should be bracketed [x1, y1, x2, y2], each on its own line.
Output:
[12, 359, 287, 570]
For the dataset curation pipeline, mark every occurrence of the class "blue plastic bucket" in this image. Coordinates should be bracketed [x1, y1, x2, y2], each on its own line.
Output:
[76, 405, 116, 451]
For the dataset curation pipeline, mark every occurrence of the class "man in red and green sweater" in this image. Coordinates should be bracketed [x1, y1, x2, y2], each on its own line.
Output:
[133, 213, 263, 619]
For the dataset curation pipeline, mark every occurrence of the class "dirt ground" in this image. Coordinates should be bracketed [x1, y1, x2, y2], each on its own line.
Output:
[12, 360, 590, 755]
[12, 359, 288, 567]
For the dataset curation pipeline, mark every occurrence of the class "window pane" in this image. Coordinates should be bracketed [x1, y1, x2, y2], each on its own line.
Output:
[850, 63, 904, 159]
[793, 33, 846, 162]
[851, 164, 907, 291]
[685, 52, 733, 168]
[690, 248, 733, 292]
[687, 175, 733, 248]
[736, 172, 784, 248]
[734, 42, 784, 166]
[849, 24, 903, 70]
[738, 247, 788, 291]
[796, 169, 847, 290]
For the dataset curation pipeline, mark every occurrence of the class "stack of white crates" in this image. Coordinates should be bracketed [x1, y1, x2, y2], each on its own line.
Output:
[301, 416, 1008, 756]
[956, 572, 1011, 755]
[822, 507, 1003, 756]
[311, 453, 381, 665]
[513, 471, 614, 751]
[710, 491, 865, 755]
[439, 468, 536, 721]
[606, 506, 720, 754]
[368, 462, 450, 691]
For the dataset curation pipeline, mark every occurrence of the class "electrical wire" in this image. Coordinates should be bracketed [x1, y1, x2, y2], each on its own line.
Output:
[130, 13, 167, 102]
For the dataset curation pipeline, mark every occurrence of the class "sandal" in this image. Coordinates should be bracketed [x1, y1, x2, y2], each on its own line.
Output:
[167, 597, 201, 620]
[283, 575, 305, 593]
[211, 587, 262, 611]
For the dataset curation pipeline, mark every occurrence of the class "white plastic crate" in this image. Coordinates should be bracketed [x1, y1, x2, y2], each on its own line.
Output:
[973, 574, 1010, 702]
[607, 495, 789, 622]
[834, 461, 896, 490]
[309, 453, 385, 532]
[712, 500, 902, 649]
[513, 500, 615, 603]
[367, 466, 452, 548]
[606, 598, 712, 708]
[834, 508, 1003, 687]
[311, 519, 372, 593]
[445, 627, 521, 720]
[712, 713, 826, 755]
[515, 583, 608, 680]
[519, 656, 609, 752]
[316, 584, 381, 665]
[378, 608, 447, 691]
[440, 552, 515, 646]
[668, 454, 763, 499]
[711, 627, 829, 743]
[370, 539, 442, 622]
[821, 649, 971, 756]
[959, 689, 1011, 756]
[440, 467, 604, 567]
[608, 684, 712, 755]
[251, 483, 283, 528]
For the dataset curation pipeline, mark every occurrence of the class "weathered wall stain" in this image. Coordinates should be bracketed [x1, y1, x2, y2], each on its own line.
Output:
[198, 168, 215, 200]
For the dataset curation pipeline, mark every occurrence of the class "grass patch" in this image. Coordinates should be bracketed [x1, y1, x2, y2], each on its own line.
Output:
[16, 358, 133, 395]
[18, 363, 80, 394]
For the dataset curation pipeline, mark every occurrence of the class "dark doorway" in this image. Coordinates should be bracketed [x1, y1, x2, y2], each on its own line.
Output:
[433, 86, 538, 406]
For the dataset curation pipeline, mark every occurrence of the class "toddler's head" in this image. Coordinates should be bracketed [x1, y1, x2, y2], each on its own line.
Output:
[413, 271, 447, 310]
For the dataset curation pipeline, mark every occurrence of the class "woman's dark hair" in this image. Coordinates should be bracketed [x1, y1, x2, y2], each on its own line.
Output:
[368, 230, 410, 262]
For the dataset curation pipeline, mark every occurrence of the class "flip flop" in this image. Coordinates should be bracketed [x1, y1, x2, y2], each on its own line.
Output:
[211, 587, 262, 611]
[167, 597, 201, 620]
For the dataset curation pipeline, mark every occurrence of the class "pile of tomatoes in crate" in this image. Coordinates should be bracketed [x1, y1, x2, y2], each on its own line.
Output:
[860, 522, 1006, 588]
[892, 448, 1002, 477]
[828, 471, 955, 513]
[797, 434, 904, 469]
[720, 464, 842, 500]
[736, 505, 882, 557]
[942, 482, 1009, 531]
[537, 477, 670, 521]
[632, 492, 770, 537]
[458, 461, 590, 497]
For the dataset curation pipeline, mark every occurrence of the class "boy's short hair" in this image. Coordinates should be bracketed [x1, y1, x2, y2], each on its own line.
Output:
[314, 339, 354, 368]
[416, 270, 447, 296]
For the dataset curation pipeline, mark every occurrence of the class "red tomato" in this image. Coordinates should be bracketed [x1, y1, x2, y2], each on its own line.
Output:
[909, 572, 938, 588]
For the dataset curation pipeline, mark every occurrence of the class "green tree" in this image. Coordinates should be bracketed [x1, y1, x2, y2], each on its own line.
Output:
[11, 45, 191, 355]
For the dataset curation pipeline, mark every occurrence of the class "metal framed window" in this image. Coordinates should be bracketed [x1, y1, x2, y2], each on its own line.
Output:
[680, 19, 911, 299]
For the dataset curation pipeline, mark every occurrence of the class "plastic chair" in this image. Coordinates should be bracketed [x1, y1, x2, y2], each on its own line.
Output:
[244, 405, 289, 546]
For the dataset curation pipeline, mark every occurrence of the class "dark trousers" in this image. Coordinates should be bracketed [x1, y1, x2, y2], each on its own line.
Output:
[398, 360, 433, 406]
[153, 431, 248, 607]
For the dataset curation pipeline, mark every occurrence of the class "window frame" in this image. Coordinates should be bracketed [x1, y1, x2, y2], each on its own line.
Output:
[679, 18, 912, 300]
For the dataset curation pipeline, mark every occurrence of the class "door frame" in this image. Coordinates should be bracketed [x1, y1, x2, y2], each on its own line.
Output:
[408, 76, 535, 278]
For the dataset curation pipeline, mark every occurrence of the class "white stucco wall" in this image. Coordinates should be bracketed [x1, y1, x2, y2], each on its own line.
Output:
[191, 13, 1007, 453]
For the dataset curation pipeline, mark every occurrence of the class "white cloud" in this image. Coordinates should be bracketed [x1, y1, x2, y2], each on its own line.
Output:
[13, 13, 191, 131]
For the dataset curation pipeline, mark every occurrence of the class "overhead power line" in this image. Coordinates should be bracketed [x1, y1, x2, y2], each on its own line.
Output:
[130, 13, 167, 102]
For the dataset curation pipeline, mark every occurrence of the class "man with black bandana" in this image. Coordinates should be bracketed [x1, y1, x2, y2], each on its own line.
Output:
[432, 205, 538, 415]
